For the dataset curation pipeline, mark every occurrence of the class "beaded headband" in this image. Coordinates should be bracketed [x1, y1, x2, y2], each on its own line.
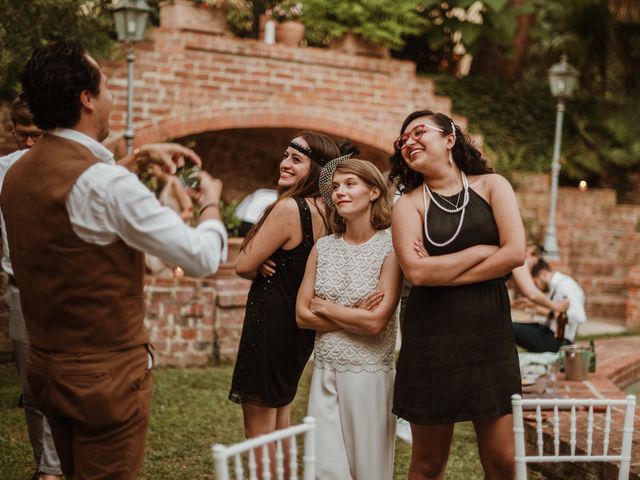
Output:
[289, 141, 327, 166]
[318, 153, 354, 209]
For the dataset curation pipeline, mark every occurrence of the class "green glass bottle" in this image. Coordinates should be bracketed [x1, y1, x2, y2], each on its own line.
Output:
[589, 340, 596, 373]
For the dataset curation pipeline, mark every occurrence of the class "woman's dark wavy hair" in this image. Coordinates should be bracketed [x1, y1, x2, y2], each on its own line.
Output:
[20, 40, 101, 131]
[388, 109, 493, 193]
[242, 131, 346, 250]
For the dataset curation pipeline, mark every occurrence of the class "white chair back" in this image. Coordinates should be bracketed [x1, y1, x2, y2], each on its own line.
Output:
[512, 394, 636, 480]
[212, 416, 316, 480]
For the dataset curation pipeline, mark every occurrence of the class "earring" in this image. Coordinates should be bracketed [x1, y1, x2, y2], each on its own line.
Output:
[448, 150, 454, 166]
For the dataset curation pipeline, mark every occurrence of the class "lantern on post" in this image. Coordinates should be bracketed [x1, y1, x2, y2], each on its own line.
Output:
[543, 55, 579, 261]
[112, 0, 152, 154]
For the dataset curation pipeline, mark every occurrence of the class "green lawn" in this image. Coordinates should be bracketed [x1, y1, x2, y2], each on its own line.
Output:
[1, 361, 529, 479]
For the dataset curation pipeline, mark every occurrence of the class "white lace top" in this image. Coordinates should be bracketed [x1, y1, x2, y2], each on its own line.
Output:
[313, 229, 398, 373]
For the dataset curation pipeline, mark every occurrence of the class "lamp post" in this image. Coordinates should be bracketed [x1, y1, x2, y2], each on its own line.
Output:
[112, 0, 152, 154]
[543, 55, 579, 261]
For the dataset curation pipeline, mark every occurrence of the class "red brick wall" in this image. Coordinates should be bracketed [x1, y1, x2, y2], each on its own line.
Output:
[513, 172, 640, 324]
[24, 25, 453, 157]
[627, 266, 640, 329]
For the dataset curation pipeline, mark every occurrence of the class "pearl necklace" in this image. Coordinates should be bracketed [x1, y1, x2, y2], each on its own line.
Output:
[423, 171, 469, 247]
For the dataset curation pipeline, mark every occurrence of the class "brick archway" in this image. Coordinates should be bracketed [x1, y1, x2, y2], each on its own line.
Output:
[126, 107, 395, 155]
[101, 28, 459, 160]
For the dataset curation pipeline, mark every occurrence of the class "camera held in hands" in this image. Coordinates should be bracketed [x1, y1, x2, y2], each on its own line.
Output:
[177, 162, 201, 190]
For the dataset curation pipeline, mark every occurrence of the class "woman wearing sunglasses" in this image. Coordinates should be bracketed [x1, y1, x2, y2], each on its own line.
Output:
[389, 110, 525, 480]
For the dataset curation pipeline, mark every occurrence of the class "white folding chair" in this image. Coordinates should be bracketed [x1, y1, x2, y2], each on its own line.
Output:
[512, 394, 636, 480]
[212, 416, 316, 480]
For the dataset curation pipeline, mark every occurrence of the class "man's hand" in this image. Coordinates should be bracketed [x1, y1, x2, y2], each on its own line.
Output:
[553, 299, 570, 313]
[136, 143, 202, 174]
[190, 172, 222, 207]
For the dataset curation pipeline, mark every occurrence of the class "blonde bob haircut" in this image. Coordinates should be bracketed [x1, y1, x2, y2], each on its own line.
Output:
[330, 159, 392, 234]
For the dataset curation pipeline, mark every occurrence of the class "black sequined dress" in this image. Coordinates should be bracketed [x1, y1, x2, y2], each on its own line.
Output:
[229, 198, 316, 407]
[393, 187, 521, 424]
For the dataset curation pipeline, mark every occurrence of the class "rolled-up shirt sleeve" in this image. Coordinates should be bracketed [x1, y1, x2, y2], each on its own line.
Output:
[68, 163, 227, 277]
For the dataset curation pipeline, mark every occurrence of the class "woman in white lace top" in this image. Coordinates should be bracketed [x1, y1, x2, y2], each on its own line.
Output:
[297, 159, 403, 479]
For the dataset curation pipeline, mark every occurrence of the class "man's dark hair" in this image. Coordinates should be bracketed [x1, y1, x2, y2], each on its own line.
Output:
[10, 93, 34, 127]
[20, 40, 101, 130]
[531, 258, 552, 278]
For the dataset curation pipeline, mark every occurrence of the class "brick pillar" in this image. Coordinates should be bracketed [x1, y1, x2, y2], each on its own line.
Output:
[144, 276, 218, 366]
[626, 265, 640, 328]
[212, 277, 250, 363]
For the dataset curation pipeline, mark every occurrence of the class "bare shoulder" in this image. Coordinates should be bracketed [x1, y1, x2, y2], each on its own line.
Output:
[395, 187, 423, 210]
[264, 197, 298, 227]
[271, 197, 298, 215]
[468, 173, 513, 198]
[392, 188, 424, 229]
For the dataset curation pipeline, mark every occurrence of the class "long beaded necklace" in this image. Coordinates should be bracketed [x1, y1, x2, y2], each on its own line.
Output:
[423, 171, 469, 247]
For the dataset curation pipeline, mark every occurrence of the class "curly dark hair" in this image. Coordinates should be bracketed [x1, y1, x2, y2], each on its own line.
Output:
[388, 109, 493, 193]
[20, 40, 101, 131]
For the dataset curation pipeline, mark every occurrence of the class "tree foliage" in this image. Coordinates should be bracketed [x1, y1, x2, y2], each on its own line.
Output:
[395, 0, 533, 75]
[0, 0, 119, 101]
[302, 0, 426, 49]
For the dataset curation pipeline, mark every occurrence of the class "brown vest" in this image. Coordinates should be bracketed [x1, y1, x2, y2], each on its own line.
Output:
[0, 134, 148, 353]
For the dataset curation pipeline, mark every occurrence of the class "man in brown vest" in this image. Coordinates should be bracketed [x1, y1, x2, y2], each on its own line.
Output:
[0, 40, 228, 479]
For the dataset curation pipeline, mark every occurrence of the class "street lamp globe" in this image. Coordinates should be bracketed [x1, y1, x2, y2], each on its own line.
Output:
[113, 0, 152, 43]
[548, 55, 579, 100]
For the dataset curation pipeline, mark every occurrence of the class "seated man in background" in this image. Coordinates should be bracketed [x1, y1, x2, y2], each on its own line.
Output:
[513, 258, 587, 352]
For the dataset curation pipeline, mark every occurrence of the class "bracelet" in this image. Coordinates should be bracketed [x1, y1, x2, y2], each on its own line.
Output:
[199, 201, 220, 215]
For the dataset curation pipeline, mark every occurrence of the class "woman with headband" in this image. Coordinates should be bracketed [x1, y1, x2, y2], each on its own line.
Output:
[389, 110, 525, 479]
[229, 132, 340, 452]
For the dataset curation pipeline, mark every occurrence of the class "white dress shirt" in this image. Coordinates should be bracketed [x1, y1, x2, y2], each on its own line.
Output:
[0, 149, 28, 275]
[0, 129, 227, 278]
[548, 271, 587, 342]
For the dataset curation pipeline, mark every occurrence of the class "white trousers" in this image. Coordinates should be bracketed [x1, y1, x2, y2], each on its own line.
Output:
[308, 367, 396, 480]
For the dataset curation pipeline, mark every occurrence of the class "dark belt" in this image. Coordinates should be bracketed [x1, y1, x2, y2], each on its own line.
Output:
[7, 273, 17, 287]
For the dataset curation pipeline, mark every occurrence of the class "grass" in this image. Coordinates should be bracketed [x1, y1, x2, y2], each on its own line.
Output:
[1, 361, 528, 479]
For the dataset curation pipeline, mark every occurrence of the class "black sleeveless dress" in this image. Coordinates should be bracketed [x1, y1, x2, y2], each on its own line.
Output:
[393, 187, 521, 424]
[229, 198, 316, 407]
